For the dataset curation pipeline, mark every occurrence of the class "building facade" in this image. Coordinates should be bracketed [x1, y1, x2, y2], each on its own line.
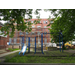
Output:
[0, 22, 9, 49]
[9, 19, 53, 47]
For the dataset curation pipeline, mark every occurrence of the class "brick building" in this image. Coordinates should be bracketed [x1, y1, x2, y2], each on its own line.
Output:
[0, 22, 9, 49]
[9, 19, 53, 47]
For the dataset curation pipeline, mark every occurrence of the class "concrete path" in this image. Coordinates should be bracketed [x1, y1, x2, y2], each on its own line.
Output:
[0, 50, 20, 58]
[64, 50, 75, 53]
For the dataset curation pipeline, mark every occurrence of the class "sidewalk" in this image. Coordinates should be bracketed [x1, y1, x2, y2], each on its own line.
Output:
[0, 50, 20, 58]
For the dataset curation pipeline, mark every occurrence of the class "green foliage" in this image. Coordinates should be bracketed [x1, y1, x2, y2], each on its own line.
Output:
[47, 9, 75, 43]
[0, 9, 41, 37]
[8, 48, 19, 51]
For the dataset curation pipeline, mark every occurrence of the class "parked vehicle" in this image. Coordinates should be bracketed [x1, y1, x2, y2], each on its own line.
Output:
[64, 41, 74, 49]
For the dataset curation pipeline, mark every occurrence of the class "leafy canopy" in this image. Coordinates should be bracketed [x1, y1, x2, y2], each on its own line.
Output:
[47, 9, 75, 43]
[0, 9, 41, 37]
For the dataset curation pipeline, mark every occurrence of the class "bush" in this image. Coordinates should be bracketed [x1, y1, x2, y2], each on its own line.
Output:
[27, 48, 28, 50]
[8, 48, 19, 51]
[63, 46, 67, 50]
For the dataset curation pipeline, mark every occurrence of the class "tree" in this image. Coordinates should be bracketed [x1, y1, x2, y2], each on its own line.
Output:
[0, 9, 41, 37]
[47, 9, 75, 43]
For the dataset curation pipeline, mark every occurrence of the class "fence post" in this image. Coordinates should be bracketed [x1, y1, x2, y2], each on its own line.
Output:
[41, 33, 44, 54]
[34, 37, 36, 54]
[59, 32, 61, 52]
[28, 37, 30, 53]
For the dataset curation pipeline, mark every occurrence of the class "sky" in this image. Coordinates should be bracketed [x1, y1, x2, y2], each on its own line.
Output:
[32, 9, 55, 19]
[0, 9, 55, 24]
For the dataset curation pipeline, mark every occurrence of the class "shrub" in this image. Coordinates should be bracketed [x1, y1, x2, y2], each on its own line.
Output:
[63, 46, 67, 50]
[8, 48, 19, 51]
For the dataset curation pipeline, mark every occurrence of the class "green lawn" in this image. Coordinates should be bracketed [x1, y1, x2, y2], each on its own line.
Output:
[4, 55, 75, 63]
[5, 51, 75, 63]
[8, 48, 20, 51]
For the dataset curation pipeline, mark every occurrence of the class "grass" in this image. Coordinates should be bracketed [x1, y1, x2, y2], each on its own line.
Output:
[4, 55, 75, 63]
[4, 50, 75, 63]
[8, 48, 20, 51]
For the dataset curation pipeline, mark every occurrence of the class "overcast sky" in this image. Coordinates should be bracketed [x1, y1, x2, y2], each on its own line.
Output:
[0, 9, 55, 24]
[32, 9, 55, 19]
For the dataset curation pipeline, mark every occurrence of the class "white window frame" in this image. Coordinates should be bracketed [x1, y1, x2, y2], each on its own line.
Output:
[32, 26, 35, 28]
[37, 26, 41, 28]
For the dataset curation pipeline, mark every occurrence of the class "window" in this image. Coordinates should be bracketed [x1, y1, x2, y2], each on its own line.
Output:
[44, 38, 47, 44]
[26, 32, 28, 34]
[26, 38, 28, 42]
[20, 38, 22, 43]
[50, 21, 53, 23]
[31, 32, 35, 35]
[26, 38, 28, 45]
[43, 21, 45, 24]
[32, 26, 35, 28]
[38, 38, 40, 43]
[37, 32, 41, 35]
[44, 32, 47, 35]
[37, 26, 41, 28]
[14, 38, 17, 44]
[31, 21, 33, 23]
[44, 26, 47, 28]
[46, 21, 47, 24]
[32, 38, 34, 42]
[19, 32, 23, 35]
[9, 38, 12, 44]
